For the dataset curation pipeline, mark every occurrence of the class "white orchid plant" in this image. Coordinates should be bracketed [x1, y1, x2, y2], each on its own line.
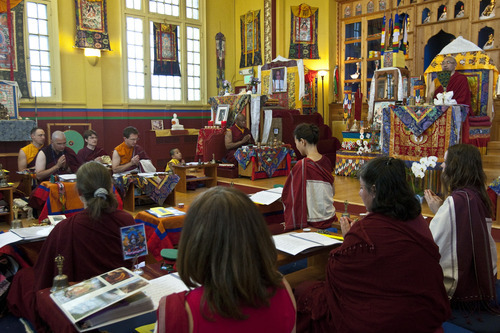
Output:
[409, 156, 438, 195]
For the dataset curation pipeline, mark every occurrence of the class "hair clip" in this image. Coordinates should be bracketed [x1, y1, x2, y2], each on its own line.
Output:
[386, 157, 394, 166]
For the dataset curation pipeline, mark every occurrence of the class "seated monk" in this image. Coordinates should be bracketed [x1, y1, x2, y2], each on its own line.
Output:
[112, 126, 150, 173]
[34, 130, 80, 182]
[223, 113, 254, 165]
[18, 127, 45, 171]
[427, 56, 472, 115]
[77, 129, 108, 164]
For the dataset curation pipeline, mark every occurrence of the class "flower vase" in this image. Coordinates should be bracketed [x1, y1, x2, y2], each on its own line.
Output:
[252, 85, 257, 94]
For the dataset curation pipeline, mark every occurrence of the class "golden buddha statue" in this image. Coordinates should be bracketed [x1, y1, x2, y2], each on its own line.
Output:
[481, 0, 496, 18]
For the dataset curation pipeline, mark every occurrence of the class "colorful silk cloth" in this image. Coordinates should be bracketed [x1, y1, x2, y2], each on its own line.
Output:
[208, 94, 251, 128]
[288, 3, 319, 59]
[215, 32, 226, 90]
[153, 23, 181, 76]
[32, 181, 123, 222]
[382, 105, 468, 161]
[239, 10, 262, 67]
[235, 145, 296, 178]
[135, 209, 187, 262]
[195, 127, 226, 157]
[113, 174, 179, 206]
[334, 150, 381, 176]
[489, 177, 500, 195]
[74, 0, 110, 50]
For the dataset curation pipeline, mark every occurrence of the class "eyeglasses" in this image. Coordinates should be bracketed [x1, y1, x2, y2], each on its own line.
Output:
[441, 61, 454, 65]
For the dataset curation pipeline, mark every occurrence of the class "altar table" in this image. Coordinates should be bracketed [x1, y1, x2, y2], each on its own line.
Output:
[113, 173, 179, 211]
[382, 105, 468, 162]
[335, 150, 382, 177]
[235, 145, 296, 181]
[31, 181, 123, 222]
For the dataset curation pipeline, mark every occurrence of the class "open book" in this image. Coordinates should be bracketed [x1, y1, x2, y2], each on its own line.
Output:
[146, 207, 186, 218]
[272, 232, 343, 256]
[50, 267, 153, 332]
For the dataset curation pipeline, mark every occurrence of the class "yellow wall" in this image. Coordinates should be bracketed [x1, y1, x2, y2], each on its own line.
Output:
[24, 0, 337, 116]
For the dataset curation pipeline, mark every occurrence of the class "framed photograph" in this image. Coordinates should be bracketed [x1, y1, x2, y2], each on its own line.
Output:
[215, 104, 230, 125]
[48, 215, 67, 225]
[151, 120, 164, 130]
[271, 67, 287, 93]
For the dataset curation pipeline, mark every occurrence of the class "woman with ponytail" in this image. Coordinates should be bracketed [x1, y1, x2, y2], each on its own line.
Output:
[32, 161, 135, 291]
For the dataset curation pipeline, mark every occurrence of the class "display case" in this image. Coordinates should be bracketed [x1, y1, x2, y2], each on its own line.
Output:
[373, 68, 411, 102]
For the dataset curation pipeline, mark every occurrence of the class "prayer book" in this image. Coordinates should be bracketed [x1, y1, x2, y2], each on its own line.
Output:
[50, 267, 153, 332]
[250, 187, 283, 205]
[272, 232, 343, 256]
[146, 207, 185, 218]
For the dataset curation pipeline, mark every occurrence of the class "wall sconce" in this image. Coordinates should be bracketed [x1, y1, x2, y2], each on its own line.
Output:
[84, 48, 101, 66]
[318, 70, 329, 118]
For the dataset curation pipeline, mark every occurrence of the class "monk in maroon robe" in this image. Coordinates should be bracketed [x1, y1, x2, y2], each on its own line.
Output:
[77, 129, 108, 164]
[224, 113, 254, 165]
[34, 131, 80, 181]
[430, 56, 473, 115]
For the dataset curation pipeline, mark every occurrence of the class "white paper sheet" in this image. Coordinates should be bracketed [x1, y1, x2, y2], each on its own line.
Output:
[143, 273, 189, 309]
[0, 231, 23, 247]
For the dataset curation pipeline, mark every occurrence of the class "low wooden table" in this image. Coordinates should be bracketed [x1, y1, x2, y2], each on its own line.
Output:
[171, 163, 218, 193]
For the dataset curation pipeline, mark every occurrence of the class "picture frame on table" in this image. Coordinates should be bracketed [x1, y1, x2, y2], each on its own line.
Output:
[215, 104, 230, 126]
[48, 215, 67, 225]
[271, 67, 287, 93]
[151, 120, 164, 130]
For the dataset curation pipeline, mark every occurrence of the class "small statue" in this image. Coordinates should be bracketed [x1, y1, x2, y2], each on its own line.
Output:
[423, 11, 431, 24]
[481, 0, 496, 18]
[171, 113, 184, 130]
[350, 63, 361, 79]
[211, 153, 216, 164]
[0, 164, 8, 188]
[439, 7, 447, 21]
[350, 120, 359, 132]
[456, 5, 465, 18]
[0, 103, 8, 120]
[51, 254, 69, 292]
[484, 34, 494, 49]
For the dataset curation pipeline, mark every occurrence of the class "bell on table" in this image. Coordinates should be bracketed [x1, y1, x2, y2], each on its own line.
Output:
[342, 200, 350, 218]
[51, 254, 69, 292]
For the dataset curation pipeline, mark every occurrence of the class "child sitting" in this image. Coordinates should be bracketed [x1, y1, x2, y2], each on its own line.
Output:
[165, 148, 185, 173]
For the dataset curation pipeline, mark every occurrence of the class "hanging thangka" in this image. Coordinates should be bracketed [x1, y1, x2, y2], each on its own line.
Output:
[215, 33, 226, 90]
[153, 23, 181, 76]
[0, 1, 29, 98]
[289, 3, 319, 59]
[240, 10, 262, 68]
[74, 0, 110, 50]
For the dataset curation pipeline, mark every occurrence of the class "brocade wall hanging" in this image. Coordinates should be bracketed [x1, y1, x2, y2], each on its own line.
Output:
[288, 3, 319, 59]
[0, 2, 29, 98]
[215, 32, 225, 90]
[74, 0, 110, 50]
[240, 10, 262, 68]
[153, 23, 181, 76]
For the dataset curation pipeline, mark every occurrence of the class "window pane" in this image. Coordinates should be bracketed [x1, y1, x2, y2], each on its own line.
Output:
[149, 0, 179, 17]
[126, 0, 141, 10]
[27, 2, 52, 98]
[126, 16, 145, 100]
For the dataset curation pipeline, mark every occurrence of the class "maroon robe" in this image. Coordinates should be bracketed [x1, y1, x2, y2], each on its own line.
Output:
[295, 212, 451, 332]
[434, 72, 472, 115]
[7, 209, 136, 330]
[282, 156, 337, 230]
[38, 145, 81, 181]
[224, 124, 254, 165]
[76, 146, 107, 164]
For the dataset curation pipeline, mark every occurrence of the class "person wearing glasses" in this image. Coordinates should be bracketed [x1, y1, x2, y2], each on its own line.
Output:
[295, 156, 450, 332]
[427, 56, 472, 114]
[112, 126, 150, 173]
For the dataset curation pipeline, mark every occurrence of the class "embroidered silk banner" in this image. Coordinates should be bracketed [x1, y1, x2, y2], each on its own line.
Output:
[74, 0, 110, 50]
[0, 2, 29, 98]
[215, 32, 225, 90]
[240, 10, 262, 68]
[153, 23, 181, 76]
[289, 3, 319, 59]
